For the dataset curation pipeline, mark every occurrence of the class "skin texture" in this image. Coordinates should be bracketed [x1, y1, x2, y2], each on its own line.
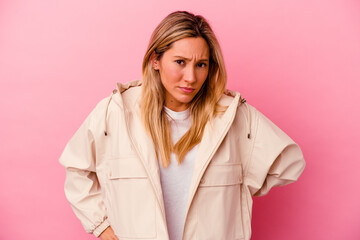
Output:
[99, 226, 118, 240]
[152, 37, 210, 112]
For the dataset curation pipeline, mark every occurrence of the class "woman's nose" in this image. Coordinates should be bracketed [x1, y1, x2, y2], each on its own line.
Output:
[184, 66, 196, 83]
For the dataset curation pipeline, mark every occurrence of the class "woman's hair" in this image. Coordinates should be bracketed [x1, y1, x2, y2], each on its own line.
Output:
[141, 10, 227, 168]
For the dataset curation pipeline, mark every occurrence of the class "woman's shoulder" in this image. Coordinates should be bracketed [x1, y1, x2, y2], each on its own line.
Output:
[218, 88, 240, 106]
[85, 80, 142, 120]
[95, 80, 143, 110]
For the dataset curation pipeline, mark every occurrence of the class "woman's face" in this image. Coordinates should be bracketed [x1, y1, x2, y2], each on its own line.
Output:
[153, 37, 210, 112]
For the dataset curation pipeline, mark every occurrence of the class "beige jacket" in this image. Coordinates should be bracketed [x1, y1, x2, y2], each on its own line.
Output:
[59, 80, 305, 240]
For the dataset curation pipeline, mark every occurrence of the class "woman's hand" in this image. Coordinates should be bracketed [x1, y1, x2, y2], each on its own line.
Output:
[99, 226, 118, 240]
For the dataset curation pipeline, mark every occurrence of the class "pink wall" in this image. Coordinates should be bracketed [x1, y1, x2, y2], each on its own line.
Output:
[1, 0, 359, 239]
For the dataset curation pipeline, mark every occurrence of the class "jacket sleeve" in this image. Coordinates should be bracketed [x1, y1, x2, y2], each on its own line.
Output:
[59, 106, 110, 237]
[244, 108, 306, 197]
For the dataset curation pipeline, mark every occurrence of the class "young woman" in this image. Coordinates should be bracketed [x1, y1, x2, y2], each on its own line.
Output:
[59, 11, 305, 240]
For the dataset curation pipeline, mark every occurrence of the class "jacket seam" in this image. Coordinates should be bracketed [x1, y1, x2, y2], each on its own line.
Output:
[243, 108, 259, 183]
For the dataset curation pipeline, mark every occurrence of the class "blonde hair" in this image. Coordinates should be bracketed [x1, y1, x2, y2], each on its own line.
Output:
[141, 11, 227, 168]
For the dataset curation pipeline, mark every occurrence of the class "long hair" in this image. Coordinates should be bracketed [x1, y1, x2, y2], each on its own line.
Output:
[141, 11, 227, 168]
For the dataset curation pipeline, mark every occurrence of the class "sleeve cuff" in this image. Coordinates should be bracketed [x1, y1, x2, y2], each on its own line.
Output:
[92, 218, 111, 237]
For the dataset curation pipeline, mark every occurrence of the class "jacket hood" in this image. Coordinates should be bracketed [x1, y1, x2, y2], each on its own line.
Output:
[104, 80, 252, 139]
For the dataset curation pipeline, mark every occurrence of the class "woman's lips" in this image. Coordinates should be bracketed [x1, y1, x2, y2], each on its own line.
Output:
[179, 87, 195, 93]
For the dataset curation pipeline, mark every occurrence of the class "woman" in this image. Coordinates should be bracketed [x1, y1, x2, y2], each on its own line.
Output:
[59, 11, 305, 240]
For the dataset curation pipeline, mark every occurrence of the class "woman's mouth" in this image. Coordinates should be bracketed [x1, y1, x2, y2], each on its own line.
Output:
[179, 87, 195, 93]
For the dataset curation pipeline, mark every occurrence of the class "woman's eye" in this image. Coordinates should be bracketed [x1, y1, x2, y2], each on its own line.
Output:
[175, 60, 184, 65]
[197, 63, 207, 68]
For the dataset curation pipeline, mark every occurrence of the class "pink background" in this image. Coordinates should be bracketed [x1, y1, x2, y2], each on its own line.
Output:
[1, 0, 359, 239]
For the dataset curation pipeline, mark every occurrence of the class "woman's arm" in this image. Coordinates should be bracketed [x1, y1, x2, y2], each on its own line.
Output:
[59, 106, 110, 237]
[244, 108, 306, 196]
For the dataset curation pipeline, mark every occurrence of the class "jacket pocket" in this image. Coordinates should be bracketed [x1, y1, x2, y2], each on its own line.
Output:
[196, 163, 244, 240]
[106, 157, 156, 239]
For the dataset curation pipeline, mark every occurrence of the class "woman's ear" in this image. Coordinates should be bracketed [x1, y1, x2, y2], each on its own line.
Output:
[150, 52, 160, 70]
[152, 59, 160, 70]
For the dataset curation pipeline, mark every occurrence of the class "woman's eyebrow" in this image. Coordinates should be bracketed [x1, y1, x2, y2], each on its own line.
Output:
[173, 55, 209, 62]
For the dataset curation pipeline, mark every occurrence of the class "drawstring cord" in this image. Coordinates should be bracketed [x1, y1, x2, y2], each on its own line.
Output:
[104, 89, 118, 136]
[240, 97, 251, 139]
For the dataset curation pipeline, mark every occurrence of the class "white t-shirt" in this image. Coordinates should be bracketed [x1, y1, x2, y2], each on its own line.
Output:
[159, 106, 198, 240]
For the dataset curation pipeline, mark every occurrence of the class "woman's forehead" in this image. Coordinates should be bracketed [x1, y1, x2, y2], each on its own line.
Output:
[165, 37, 210, 60]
